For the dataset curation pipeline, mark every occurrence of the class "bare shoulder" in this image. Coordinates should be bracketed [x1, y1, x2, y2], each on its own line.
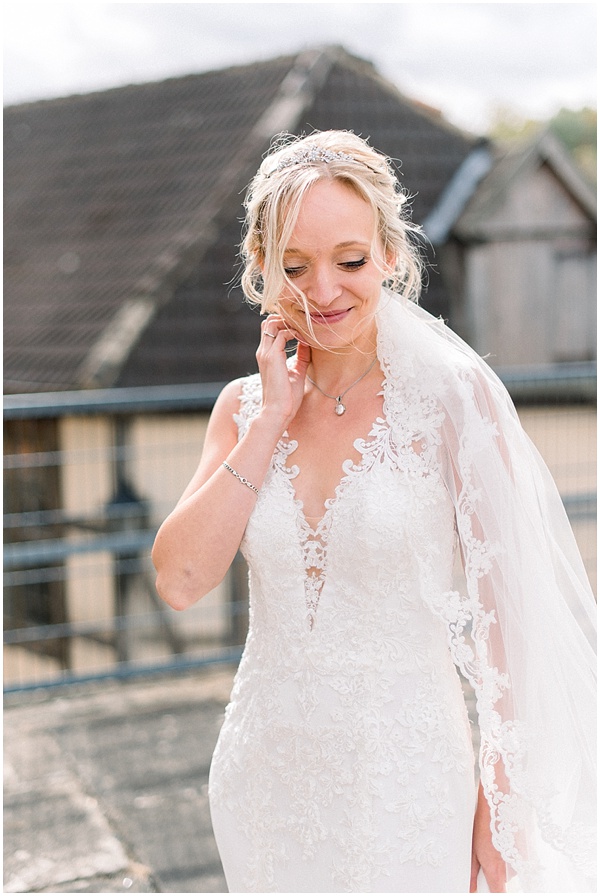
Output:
[207, 376, 253, 434]
[176, 378, 250, 505]
[203, 373, 264, 454]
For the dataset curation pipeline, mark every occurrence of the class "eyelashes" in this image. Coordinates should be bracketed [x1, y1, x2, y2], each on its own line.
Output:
[341, 258, 368, 271]
[283, 267, 305, 279]
[284, 258, 368, 279]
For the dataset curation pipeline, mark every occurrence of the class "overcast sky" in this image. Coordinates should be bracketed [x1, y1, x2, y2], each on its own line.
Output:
[3, 2, 597, 134]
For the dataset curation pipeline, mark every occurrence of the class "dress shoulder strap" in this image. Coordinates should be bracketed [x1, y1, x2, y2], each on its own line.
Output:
[233, 374, 263, 440]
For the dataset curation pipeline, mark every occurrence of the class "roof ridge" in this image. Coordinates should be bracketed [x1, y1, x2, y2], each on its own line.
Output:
[325, 47, 477, 142]
[453, 129, 596, 237]
[3, 52, 302, 111]
[491, 129, 597, 217]
[76, 47, 337, 389]
[4, 48, 347, 113]
[535, 130, 597, 217]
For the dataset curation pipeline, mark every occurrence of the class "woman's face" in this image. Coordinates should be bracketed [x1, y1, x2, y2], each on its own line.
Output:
[276, 179, 391, 352]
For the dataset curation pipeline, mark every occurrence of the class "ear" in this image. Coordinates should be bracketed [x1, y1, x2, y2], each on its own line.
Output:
[384, 245, 397, 275]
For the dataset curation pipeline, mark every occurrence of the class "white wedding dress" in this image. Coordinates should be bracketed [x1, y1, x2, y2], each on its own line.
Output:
[208, 293, 596, 893]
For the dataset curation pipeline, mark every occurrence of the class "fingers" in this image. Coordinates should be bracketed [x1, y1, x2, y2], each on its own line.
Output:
[259, 315, 299, 348]
[469, 856, 480, 893]
[261, 315, 281, 341]
[293, 338, 312, 372]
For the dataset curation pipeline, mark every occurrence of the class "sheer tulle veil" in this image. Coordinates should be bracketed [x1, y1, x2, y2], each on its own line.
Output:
[376, 289, 596, 892]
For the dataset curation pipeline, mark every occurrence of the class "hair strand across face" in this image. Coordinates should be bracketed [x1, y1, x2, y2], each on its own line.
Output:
[240, 130, 424, 315]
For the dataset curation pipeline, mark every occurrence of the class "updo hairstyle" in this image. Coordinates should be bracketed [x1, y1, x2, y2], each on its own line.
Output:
[240, 130, 424, 315]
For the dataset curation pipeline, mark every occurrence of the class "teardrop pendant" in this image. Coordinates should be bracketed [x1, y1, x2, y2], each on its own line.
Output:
[305, 356, 378, 417]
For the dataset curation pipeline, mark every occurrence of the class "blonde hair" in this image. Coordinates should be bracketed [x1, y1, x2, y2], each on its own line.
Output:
[240, 131, 424, 317]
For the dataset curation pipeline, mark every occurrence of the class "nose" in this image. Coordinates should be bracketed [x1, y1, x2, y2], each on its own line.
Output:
[305, 263, 342, 309]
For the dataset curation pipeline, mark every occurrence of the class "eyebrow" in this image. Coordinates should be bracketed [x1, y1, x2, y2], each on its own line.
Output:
[284, 240, 371, 256]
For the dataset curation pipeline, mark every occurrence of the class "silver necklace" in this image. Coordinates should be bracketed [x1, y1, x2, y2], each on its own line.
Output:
[306, 357, 378, 416]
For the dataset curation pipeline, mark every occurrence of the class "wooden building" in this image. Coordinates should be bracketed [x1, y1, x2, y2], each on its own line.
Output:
[426, 131, 597, 366]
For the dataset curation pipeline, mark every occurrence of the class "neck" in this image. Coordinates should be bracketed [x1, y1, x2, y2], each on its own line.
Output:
[308, 322, 378, 388]
[308, 345, 378, 393]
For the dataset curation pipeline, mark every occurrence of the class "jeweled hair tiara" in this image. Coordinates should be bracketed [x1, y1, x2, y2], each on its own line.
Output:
[270, 146, 356, 174]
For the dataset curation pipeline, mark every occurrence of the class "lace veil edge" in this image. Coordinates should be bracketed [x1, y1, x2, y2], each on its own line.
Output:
[377, 290, 596, 892]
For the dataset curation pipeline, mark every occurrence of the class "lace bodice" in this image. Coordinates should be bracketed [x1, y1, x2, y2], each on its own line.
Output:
[209, 358, 476, 892]
[238, 365, 457, 636]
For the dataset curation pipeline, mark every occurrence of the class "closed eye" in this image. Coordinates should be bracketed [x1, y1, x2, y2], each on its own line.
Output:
[340, 258, 367, 271]
[284, 258, 367, 278]
[284, 266, 306, 279]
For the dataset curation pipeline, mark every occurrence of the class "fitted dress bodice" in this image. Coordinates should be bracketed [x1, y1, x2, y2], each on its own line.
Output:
[208, 371, 476, 893]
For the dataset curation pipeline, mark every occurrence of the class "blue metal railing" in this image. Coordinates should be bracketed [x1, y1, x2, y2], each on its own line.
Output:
[4, 365, 596, 693]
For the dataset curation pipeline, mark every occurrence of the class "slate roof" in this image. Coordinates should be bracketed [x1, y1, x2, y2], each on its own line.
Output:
[4, 46, 477, 393]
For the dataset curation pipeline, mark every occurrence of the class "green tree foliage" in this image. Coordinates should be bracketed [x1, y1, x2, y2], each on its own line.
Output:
[549, 107, 596, 183]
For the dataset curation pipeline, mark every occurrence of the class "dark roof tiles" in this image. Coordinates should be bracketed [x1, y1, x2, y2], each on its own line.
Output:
[5, 47, 475, 392]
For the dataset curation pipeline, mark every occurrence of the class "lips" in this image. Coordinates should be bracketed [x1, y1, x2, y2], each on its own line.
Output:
[309, 307, 352, 325]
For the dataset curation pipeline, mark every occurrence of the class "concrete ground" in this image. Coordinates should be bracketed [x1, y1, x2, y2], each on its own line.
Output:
[4, 665, 480, 895]
[4, 667, 236, 894]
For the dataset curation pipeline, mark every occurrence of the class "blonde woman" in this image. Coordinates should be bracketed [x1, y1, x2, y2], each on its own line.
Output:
[152, 131, 595, 893]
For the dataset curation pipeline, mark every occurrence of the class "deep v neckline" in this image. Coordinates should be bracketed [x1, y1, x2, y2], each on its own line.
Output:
[268, 357, 389, 630]
[274, 406, 389, 632]
[277, 412, 385, 537]
[277, 355, 389, 534]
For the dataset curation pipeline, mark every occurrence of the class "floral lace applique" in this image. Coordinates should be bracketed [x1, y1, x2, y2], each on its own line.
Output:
[274, 418, 391, 631]
[210, 370, 477, 891]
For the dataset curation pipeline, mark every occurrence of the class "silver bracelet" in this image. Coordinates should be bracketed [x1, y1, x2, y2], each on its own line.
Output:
[222, 462, 260, 494]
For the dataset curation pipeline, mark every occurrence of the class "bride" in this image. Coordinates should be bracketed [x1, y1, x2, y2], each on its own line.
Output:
[152, 130, 596, 893]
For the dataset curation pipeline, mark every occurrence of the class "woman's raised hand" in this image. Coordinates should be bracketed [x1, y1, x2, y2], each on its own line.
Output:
[153, 314, 310, 610]
[256, 314, 311, 430]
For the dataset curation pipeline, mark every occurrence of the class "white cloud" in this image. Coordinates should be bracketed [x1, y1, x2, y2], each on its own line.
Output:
[3, 2, 596, 131]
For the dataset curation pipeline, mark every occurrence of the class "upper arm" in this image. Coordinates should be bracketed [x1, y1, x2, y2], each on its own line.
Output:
[176, 378, 245, 505]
